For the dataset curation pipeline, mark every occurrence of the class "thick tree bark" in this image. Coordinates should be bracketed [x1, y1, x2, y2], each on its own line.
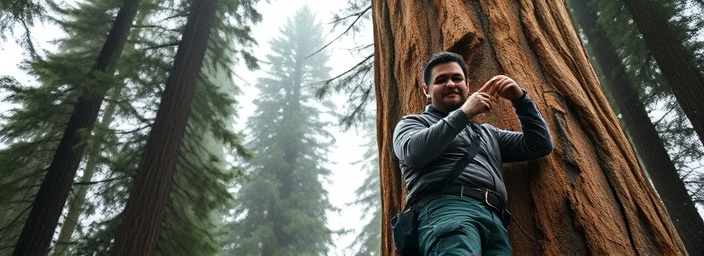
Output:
[12, 0, 140, 254]
[568, 1, 704, 254]
[373, 0, 685, 255]
[622, 0, 704, 145]
[109, 0, 217, 254]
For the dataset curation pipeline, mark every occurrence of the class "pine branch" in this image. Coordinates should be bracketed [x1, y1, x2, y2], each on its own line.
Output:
[307, 5, 371, 59]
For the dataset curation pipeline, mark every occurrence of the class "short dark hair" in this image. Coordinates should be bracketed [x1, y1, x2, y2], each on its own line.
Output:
[422, 51, 468, 87]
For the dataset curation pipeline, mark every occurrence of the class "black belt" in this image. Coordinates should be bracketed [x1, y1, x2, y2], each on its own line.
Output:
[444, 185, 506, 213]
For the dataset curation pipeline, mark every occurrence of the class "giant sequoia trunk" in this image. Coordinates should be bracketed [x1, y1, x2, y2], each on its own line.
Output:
[622, 0, 704, 145]
[568, 1, 704, 254]
[12, 0, 140, 254]
[373, 1, 685, 255]
[109, 0, 217, 254]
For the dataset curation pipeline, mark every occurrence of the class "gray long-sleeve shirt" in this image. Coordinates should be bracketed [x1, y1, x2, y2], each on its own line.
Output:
[392, 92, 553, 206]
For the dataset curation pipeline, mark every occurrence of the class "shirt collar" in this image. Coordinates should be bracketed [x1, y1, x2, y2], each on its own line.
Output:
[425, 105, 447, 118]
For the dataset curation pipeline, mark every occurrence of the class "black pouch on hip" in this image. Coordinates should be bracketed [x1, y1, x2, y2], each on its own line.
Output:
[390, 207, 421, 256]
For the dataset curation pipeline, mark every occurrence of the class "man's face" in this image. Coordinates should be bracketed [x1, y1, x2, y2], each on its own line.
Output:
[423, 62, 469, 113]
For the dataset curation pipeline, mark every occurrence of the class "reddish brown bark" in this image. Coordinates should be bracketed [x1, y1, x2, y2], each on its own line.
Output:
[373, 0, 685, 255]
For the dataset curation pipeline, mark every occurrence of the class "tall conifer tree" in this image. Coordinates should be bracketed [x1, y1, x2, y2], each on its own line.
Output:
[66, 0, 259, 252]
[0, 0, 136, 253]
[12, 0, 140, 253]
[622, 0, 704, 145]
[225, 6, 334, 255]
[2, 0, 259, 254]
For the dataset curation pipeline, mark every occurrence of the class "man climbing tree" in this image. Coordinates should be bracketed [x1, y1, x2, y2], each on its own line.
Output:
[373, 1, 685, 255]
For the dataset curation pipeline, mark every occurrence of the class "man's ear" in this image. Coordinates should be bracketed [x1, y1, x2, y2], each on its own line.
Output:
[422, 84, 430, 98]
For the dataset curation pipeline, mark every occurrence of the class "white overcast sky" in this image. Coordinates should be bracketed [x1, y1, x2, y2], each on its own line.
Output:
[0, 0, 373, 255]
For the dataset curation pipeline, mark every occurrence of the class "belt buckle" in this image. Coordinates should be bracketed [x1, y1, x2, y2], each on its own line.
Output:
[484, 190, 500, 211]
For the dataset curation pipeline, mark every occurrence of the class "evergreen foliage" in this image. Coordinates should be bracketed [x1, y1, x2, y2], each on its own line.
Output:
[0, 0, 120, 252]
[0, 0, 52, 56]
[1, 0, 259, 254]
[320, 0, 373, 130]
[149, 0, 260, 252]
[347, 122, 381, 255]
[223, 6, 335, 255]
[325, 1, 382, 254]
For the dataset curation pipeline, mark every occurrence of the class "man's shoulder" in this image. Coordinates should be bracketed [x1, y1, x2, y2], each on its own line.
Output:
[401, 112, 428, 119]
[401, 112, 436, 127]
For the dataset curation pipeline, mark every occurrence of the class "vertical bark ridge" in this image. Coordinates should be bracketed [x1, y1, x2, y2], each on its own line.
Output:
[515, 0, 682, 254]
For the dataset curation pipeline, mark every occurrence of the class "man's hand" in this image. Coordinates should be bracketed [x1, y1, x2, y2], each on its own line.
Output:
[489, 75, 524, 100]
[461, 75, 525, 119]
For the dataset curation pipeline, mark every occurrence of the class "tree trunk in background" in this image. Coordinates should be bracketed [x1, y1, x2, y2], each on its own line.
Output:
[622, 0, 704, 145]
[109, 0, 217, 254]
[54, 85, 121, 256]
[373, 0, 685, 255]
[12, 0, 140, 254]
[568, 1, 704, 254]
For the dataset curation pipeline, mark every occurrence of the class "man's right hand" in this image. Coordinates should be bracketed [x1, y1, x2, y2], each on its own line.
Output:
[461, 77, 498, 119]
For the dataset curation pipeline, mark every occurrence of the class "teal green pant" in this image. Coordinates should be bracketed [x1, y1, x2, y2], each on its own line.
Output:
[417, 195, 511, 256]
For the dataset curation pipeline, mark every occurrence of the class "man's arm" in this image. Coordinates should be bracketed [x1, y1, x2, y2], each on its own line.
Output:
[392, 110, 468, 167]
[497, 92, 553, 162]
[465, 75, 552, 162]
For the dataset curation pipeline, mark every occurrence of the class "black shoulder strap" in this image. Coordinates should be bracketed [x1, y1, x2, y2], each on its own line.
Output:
[441, 125, 481, 193]
[405, 117, 481, 209]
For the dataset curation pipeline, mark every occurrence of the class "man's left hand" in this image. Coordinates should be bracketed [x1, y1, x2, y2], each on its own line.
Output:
[482, 75, 525, 101]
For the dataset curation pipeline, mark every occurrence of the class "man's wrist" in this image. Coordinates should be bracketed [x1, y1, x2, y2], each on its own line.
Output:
[510, 88, 527, 101]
